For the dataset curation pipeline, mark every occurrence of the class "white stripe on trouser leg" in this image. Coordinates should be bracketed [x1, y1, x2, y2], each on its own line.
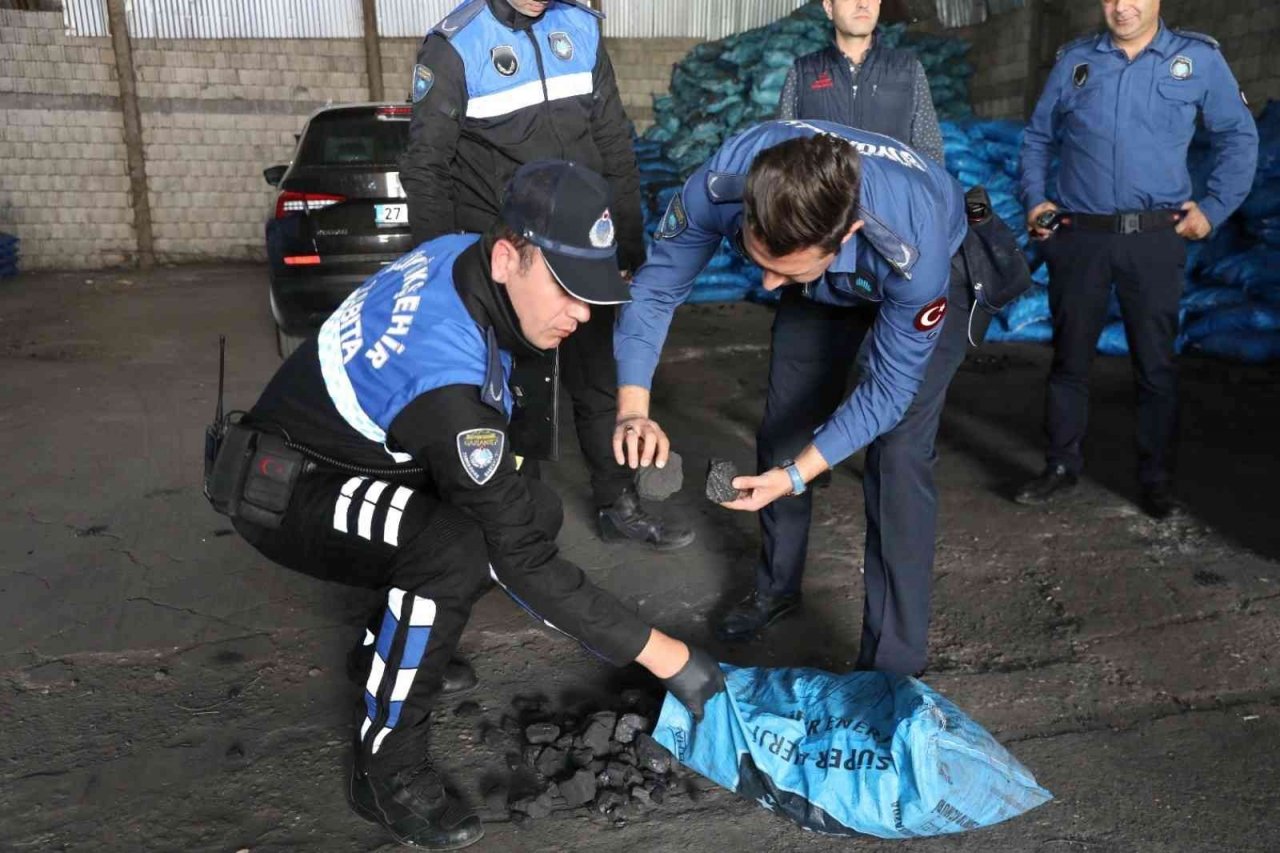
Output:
[372, 727, 391, 753]
[358, 481, 389, 540]
[333, 476, 365, 533]
[364, 653, 387, 698]
[391, 667, 418, 702]
[382, 486, 413, 546]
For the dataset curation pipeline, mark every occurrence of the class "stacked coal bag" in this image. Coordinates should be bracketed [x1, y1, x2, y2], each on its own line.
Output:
[0, 232, 18, 279]
[1178, 100, 1280, 363]
[476, 690, 695, 828]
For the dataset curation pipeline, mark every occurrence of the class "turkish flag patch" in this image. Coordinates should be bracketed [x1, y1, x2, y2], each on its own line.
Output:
[914, 297, 947, 331]
[810, 72, 834, 91]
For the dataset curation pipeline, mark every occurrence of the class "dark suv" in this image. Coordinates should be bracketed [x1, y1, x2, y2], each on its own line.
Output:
[264, 103, 415, 355]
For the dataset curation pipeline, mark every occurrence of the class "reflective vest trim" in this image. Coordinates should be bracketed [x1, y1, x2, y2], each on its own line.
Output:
[466, 70, 594, 119]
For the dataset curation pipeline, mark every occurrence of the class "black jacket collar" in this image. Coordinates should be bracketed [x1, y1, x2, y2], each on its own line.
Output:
[487, 0, 543, 31]
[454, 240, 544, 358]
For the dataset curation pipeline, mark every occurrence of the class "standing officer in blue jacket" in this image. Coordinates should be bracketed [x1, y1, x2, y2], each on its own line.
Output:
[1018, 0, 1257, 518]
[614, 121, 971, 677]
[223, 162, 723, 849]
[399, 0, 693, 551]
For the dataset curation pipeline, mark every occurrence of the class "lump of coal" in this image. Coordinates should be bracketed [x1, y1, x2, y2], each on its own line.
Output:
[525, 722, 560, 745]
[558, 769, 597, 807]
[569, 747, 595, 769]
[635, 450, 684, 501]
[594, 790, 627, 816]
[613, 713, 649, 744]
[453, 700, 481, 718]
[511, 789, 553, 820]
[578, 711, 616, 757]
[706, 458, 744, 503]
[634, 733, 673, 776]
[535, 746, 568, 779]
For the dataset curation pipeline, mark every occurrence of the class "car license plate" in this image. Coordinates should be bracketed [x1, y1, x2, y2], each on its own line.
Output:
[375, 204, 407, 227]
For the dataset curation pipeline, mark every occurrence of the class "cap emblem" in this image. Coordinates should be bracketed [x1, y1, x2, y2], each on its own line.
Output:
[589, 209, 615, 248]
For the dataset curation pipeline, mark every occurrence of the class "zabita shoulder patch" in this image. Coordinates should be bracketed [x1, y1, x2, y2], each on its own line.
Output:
[457, 428, 505, 485]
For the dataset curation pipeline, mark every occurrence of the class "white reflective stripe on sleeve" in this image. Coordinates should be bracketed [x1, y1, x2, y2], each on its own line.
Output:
[382, 485, 414, 546]
[358, 480, 389, 540]
[333, 477, 365, 533]
[466, 71, 593, 120]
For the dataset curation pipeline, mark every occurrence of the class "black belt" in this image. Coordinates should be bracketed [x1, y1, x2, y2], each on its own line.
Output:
[1061, 210, 1183, 234]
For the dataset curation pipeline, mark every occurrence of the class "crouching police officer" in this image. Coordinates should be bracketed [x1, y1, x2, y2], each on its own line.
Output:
[614, 121, 972, 677]
[206, 162, 723, 849]
[1018, 0, 1257, 518]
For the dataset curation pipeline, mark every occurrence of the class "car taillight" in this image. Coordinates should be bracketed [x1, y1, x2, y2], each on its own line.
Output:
[275, 191, 346, 219]
[284, 255, 322, 266]
[376, 106, 412, 119]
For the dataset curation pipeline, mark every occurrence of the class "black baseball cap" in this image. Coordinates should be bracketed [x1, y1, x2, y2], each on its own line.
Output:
[500, 160, 632, 306]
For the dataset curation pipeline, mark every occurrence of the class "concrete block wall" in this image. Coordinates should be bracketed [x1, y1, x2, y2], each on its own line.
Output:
[605, 37, 702, 130]
[0, 7, 692, 270]
[940, 8, 1032, 120]
[0, 9, 136, 269]
[130, 38, 368, 262]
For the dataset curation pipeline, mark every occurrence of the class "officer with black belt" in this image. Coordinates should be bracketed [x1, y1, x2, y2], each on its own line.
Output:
[1018, 0, 1257, 518]
[614, 121, 973, 676]
[398, 0, 692, 550]
[778, 0, 945, 165]
[213, 162, 723, 849]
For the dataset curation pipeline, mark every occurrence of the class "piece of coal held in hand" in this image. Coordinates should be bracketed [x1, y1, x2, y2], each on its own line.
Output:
[705, 458, 744, 503]
[634, 450, 683, 501]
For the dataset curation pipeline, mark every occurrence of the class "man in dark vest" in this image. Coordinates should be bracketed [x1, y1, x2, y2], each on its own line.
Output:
[778, 0, 944, 165]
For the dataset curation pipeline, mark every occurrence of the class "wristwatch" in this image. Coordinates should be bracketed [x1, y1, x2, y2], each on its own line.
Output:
[779, 459, 806, 496]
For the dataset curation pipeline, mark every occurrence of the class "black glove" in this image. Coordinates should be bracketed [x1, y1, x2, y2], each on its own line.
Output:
[660, 645, 726, 721]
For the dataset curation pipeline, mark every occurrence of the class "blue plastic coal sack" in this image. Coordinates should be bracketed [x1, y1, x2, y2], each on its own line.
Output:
[654, 667, 1052, 839]
[1097, 320, 1129, 356]
[1193, 331, 1280, 363]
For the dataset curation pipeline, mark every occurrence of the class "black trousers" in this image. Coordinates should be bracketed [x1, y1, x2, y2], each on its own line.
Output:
[558, 303, 635, 508]
[1042, 228, 1186, 487]
[233, 471, 562, 778]
[754, 267, 976, 676]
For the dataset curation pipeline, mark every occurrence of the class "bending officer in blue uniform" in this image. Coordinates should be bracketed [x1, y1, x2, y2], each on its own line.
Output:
[1017, 0, 1257, 518]
[613, 121, 971, 676]
[219, 162, 723, 849]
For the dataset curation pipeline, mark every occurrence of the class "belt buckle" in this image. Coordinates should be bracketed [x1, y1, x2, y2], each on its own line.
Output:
[1119, 213, 1142, 235]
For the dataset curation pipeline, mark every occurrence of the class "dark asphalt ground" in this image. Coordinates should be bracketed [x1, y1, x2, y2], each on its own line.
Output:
[2, 265, 1277, 852]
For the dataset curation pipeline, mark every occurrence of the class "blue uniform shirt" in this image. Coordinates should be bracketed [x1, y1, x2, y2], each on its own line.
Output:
[1021, 23, 1258, 229]
[617, 120, 967, 467]
[317, 233, 513, 462]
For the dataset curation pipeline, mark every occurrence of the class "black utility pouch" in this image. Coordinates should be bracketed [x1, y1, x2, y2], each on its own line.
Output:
[205, 419, 256, 517]
[237, 433, 305, 529]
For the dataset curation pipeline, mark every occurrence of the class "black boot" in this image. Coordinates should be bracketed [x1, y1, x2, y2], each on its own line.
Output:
[714, 590, 802, 642]
[597, 488, 695, 551]
[348, 646, 478, 697]
[1138, 482, 1178, 520]
[1014, 464, 1079, 505]
[349, 762, 483, 850]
